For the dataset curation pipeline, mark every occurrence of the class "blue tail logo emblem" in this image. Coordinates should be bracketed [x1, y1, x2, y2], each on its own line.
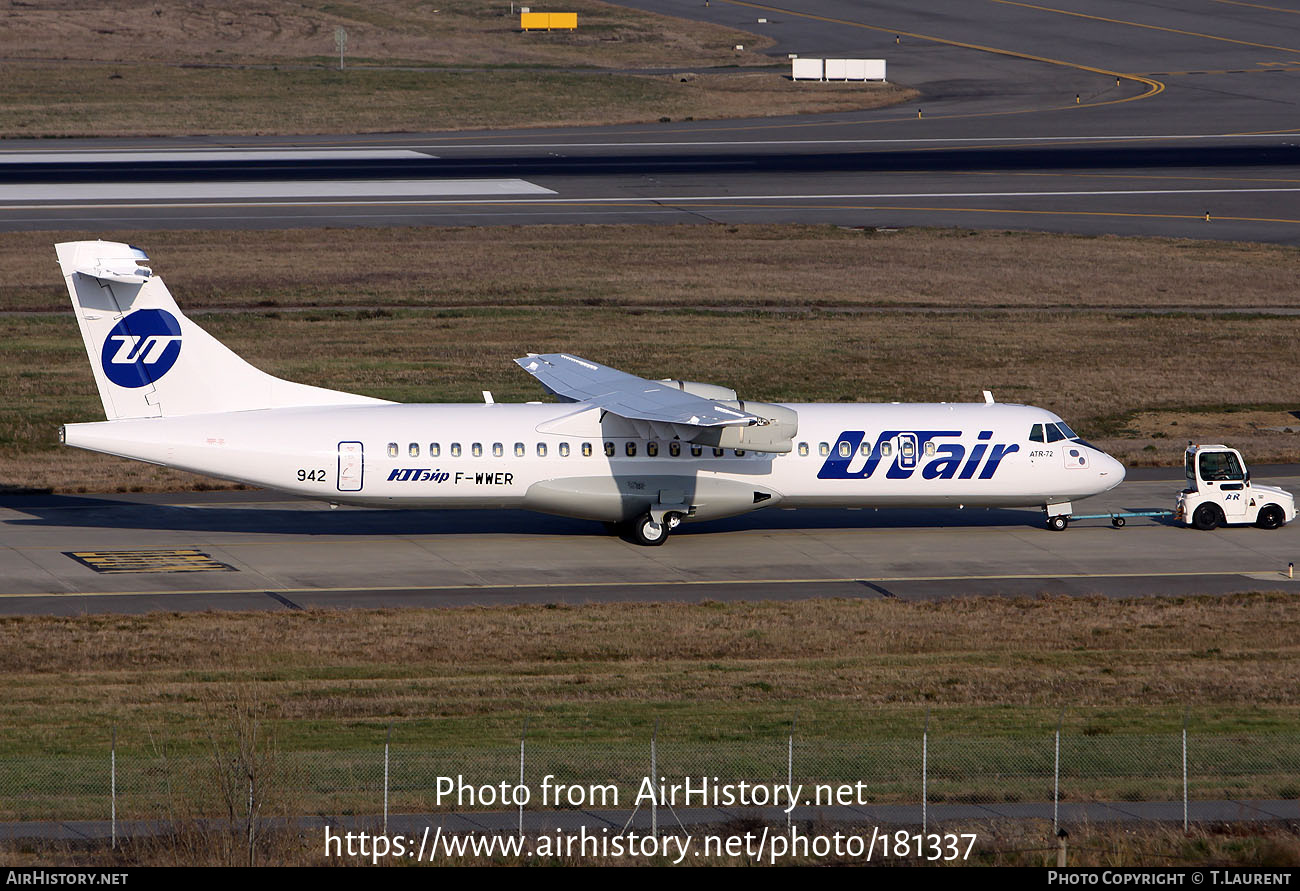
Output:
[101, 309, 183, 388]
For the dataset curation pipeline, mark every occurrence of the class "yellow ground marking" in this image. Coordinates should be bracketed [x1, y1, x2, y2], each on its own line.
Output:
[63, 548, 236, 574]
[990, 0, 1300, 54]
[952, 170, 1300, 185]
[1213, 0, 1300, 15]
[0, 568, 1281, 600]
[1135, 66, 1300, 75]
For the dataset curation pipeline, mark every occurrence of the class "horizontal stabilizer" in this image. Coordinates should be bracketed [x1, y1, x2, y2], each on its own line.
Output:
[515, 353, 759, 428]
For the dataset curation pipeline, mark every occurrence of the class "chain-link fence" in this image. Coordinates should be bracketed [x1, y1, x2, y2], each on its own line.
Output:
[2, 724, 1299, 832]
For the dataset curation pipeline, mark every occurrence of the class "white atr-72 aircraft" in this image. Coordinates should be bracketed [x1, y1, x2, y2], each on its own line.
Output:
[56, 241, 1125, 545]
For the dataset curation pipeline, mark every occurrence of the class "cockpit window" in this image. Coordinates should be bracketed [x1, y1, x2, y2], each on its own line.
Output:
[1029, 424, 1045, 443]
[1200, 451, 1244, 482]
[1045, 424, 1066, 443]
[1056, 421, 1078, 439]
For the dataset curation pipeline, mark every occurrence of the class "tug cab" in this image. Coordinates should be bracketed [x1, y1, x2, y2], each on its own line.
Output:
[1176, 444, 1295, 530]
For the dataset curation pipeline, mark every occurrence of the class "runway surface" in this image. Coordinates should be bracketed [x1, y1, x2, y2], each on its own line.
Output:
[1, 1, 1298, 240]
[2, 466, 1297, 615]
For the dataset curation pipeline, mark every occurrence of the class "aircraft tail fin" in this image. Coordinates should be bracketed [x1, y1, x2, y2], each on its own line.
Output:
[56, 241, 390, 420]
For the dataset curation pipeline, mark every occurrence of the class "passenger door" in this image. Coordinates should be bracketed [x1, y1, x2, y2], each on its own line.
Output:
[338, 441, 364, 492]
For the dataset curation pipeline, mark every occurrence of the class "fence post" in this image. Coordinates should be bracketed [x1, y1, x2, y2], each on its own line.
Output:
[1054, 708, 1064, 835]
[519, 718, 529, 838]
[651, 721, 659, 837]
[110, 725, 117, 850]
[384, 722, 392, 836]
[922, 708, 929, 834]
[1182, 709, 1189, 831]
[247, 776, 255, 867]
[787, 718, 796, 829]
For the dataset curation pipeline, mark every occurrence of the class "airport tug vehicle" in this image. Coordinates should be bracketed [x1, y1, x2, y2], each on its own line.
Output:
[1062, 444, 1293, 531]
[1175, 443, 1295, 530]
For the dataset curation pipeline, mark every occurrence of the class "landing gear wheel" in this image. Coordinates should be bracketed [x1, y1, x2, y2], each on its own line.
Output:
[630, 512, 669, 546]
[1192, 504, 1223, 531]
[1111, 516, 1125, 528]
[1257, 504, 1286, 530]
[1047, 515, 1069, 531]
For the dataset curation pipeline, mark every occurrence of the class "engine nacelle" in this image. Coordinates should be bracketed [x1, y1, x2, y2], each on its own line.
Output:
[687, 401, 799, 453]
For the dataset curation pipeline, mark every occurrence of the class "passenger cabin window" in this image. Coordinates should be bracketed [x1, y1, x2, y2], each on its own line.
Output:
[582, 442, 593, 457]
[924, 442, 936, 457]
[472, 443, 483, 457]
[691, 445, 703, 457]
[881, 442, 892, 457]
[669, 442, 681, 457]
[492, 443, 503, 457]
[838, 441, 852, 458]
[819, 442, 830, 457]
[900, 439, 916, 460]
[514, 443, 525, 457]
[559, 443, 570, 457]
[798, 442, 809, 457]
[1029, 424, 1045, 443]
[409, 443, 420, 458]
[647, 442, 659, 457]
[387, 442, 398, 458]
[429, 443, 440, 458]
[713, 447, 725, 457]
[1200, 451, 1245, 482]
[604, 442, 615, 457]
[735, 450, 745, 457]
[537, 443, 547, 457]
[860, 442, 871, 457]
[451, 443, 462, 457]
[626, 442, 637, 457]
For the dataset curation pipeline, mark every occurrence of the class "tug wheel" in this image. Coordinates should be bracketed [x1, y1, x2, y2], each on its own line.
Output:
[1192, 504, 1223, 531]
[1257, 504, 1286, 530]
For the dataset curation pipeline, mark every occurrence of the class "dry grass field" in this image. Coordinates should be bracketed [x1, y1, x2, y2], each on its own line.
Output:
[0, 1, 914, 135]
[1, 593, 1298, 757]
[6, 226, 1296, 313]
[2, 0, 774, 69]
[3, 224, 1298, 492]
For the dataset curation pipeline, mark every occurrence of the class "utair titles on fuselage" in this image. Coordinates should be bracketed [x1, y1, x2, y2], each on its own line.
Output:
[54, 241, 1125, 546]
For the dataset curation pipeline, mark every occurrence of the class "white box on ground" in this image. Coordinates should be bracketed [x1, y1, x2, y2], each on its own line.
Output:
[824, 58, 848, 80]
[791, 58, 824, 80]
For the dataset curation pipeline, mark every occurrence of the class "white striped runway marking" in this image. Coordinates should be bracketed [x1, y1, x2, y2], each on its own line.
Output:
[0, 178, 557, 201]
[0, 149, 433, 163]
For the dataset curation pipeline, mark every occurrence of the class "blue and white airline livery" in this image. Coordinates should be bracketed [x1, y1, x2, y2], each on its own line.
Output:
[56, 241, 1125, 545]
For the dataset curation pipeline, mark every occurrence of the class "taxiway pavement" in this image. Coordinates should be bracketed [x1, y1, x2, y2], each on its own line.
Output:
[2, 466, 1297, 615]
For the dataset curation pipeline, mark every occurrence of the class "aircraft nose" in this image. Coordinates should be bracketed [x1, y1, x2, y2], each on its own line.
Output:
[1095, 450, 1126, 491]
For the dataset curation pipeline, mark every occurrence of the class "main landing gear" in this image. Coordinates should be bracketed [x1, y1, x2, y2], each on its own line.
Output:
[620, 511, 684, 546]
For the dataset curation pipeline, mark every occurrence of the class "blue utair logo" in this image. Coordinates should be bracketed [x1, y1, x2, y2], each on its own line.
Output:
[100, 309, 183, 388]
[818, 430, 1020, 481]
[387, 468, 451, 483]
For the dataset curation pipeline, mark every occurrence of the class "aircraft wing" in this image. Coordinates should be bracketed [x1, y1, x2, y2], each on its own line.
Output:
[514, 353, 758, 427]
